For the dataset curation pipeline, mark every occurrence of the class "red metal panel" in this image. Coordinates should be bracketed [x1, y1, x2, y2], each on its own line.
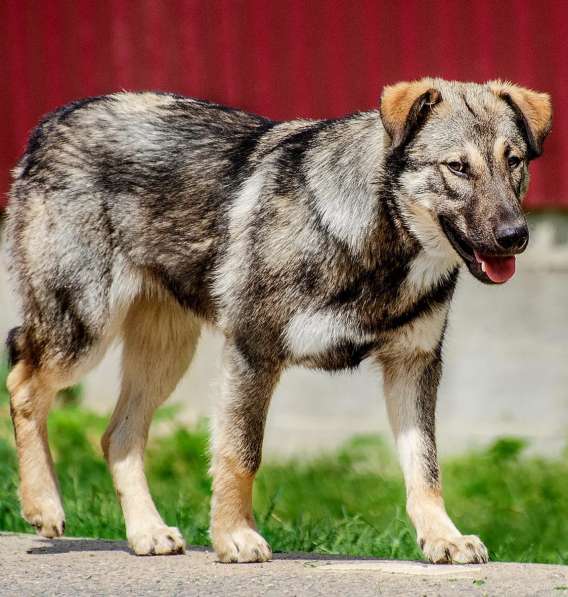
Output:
[1, 0, 566, 209]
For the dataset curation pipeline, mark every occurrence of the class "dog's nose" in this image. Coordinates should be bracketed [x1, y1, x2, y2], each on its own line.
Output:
[495, 223, 529, 252]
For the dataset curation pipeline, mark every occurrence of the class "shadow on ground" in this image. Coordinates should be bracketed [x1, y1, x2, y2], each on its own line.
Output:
[25, 535, 379, 561]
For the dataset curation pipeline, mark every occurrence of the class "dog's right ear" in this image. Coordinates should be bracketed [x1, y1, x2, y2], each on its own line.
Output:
[487, 80, 552, 159]
[380, 80, 441, 151]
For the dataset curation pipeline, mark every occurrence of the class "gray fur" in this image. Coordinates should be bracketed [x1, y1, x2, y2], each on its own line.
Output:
[3, 79, 552, 564]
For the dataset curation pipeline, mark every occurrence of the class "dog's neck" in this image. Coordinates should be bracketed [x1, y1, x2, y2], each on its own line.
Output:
[301, 112, 460, 289]
[303, 113, 422, 266]
[302, 114, 384, 259]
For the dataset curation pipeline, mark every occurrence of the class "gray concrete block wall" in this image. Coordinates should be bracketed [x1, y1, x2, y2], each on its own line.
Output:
[1, 215, 567, 457]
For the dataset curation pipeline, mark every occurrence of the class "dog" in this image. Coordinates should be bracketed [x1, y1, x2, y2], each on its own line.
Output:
[3, 78, 551, 564]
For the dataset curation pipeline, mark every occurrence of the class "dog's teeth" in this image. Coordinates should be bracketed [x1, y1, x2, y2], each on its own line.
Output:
[481, 261, 486, 272]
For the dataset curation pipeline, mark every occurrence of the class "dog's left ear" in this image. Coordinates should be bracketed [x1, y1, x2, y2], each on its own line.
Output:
[488, 80, 552, 159]
[380, 80, 441, 152]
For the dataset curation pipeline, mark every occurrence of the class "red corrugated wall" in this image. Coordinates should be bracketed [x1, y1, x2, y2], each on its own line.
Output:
[1, 0, 567, 209]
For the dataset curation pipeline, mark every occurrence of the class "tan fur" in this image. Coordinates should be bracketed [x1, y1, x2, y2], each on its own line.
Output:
[464, 142, 487, 174]
[380, 352, 488, 564]
[380, 78, 438, 146]
[209, 458, 271, 563]
[488, 80, 553, 148]
[208, 340, 279, 563]
[493, 137, 509, 168]
[406, 487, 486, 564]
[102, 295, 201, 555]
[7, 362, 64, 538]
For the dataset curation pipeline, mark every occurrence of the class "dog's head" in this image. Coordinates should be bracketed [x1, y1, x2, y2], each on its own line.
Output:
[380, 78, 552, 284]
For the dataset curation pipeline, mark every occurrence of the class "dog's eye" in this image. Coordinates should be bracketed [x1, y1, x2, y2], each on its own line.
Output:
[446, 161, 468, 176]
[508, 155, 522, 170]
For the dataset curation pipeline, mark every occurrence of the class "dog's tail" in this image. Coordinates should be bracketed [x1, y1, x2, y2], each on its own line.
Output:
[6, 326, 23, 367]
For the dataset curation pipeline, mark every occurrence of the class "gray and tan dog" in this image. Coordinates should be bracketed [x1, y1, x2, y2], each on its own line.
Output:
[4, 78, 551, 564]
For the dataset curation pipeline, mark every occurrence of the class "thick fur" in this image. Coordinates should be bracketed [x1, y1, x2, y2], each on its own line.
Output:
[3, 79, 551, 563]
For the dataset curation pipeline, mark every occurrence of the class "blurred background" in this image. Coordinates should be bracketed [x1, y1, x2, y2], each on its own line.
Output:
[1, 0, 567, 457]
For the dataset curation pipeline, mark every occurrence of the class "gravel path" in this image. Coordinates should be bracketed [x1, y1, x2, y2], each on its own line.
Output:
[1, 533, 567, 596]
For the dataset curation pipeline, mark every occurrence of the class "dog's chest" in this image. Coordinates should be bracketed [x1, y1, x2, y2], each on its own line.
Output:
[405, 249, 460, 293]
[284, 308, 376, 369]
[283, 251, 455, 369]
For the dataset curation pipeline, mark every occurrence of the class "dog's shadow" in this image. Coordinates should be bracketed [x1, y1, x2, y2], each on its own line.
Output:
[274, 551, 377, 562]
[25, 537, 373, 561]
[26, 537, 131, 555]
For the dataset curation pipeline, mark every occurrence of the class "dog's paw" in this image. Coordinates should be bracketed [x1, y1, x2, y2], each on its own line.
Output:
[213, 527, 272, 563]
[420, 534, 489, 564]
[129, 525, 186, 556]
[23, 501, 66, 538]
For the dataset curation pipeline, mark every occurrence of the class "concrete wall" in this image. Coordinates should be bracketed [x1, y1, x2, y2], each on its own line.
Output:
[1, 215, 567, 457]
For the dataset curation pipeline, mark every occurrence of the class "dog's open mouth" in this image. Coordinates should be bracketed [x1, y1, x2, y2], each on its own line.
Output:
[439, 216, 516, 284]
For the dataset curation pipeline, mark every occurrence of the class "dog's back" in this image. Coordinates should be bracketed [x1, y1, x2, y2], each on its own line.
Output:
[6, 92, 276, 365]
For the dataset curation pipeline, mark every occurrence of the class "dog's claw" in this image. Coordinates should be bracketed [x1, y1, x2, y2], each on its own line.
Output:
[129, 526, 186, 556]
[24, 504, 66, 539]
[213, 527, 272, 563]
[420, 534, 488, 564]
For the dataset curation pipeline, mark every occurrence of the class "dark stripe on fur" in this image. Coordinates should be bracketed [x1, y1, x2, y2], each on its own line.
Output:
[314, 340, 376, 372]
[500, 93, 541, 160]
[6, 327, 22, 367]
[151, 264, 214, 319]
[271, 119, 339, 182]
[417, 349, 443, 485]
[381, 268, 459, 333]
[19, 96, 111, 179]
[380, 154, 417, 240]
[56, 96, 110, 121]
[440, 174, 463, 202]
[462, 94, 476, 117]
[227, 120, 276, 182]
[19, 119, 49, 179]
[53, 287, 94, 358]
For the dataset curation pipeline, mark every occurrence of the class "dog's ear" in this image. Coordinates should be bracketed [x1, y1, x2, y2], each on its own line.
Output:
[380, 80, 441, 151]
[488, 80, 552, 159]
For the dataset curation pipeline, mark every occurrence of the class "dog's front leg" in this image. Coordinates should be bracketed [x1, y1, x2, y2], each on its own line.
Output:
[210, 339, 281, 563]
[380, 349, 488, 564]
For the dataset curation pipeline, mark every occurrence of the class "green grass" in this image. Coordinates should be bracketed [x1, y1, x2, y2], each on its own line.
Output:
[1, 356, 568, 563]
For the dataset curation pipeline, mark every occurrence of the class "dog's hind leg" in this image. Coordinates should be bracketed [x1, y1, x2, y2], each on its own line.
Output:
[101, 296, 200, 556]
[5, 184, 136, 538]
[7, 357, 64, 538]
[380, 347, 489, 565]
[209, 339, 281, 563]
[6, 323, 113, 538]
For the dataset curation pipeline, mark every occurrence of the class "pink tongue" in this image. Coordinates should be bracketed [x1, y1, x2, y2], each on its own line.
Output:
[475, 252, 516, 283]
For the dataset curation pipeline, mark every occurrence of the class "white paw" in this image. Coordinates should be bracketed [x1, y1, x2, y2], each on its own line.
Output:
[23, 500, 66, 538]
[129, 526, 186, 556]
[420, 534, 489, 564]
[213, 527, 272, 563]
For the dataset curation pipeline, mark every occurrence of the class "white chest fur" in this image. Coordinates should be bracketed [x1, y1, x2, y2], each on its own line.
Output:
[284, 309, 375, 359]
[284, 251, 456, 360]
[405, 249, 460, 294]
